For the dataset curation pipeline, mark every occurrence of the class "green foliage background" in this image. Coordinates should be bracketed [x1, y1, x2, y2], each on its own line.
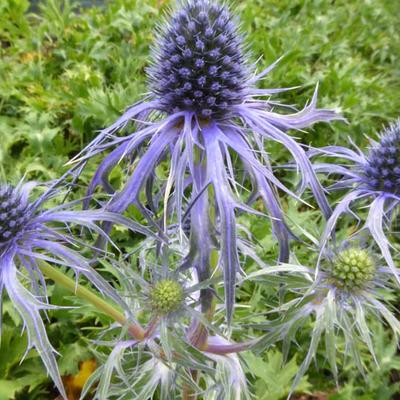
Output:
[0, 0, 399, 399]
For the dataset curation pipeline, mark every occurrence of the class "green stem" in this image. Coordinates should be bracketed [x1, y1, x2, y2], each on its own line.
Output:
[39, 261, 145, 340]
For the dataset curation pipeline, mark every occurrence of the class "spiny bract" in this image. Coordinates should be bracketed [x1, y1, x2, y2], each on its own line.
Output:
[149, 279, 184, 315]
[331, 248, 375, 289]
[147, 0, 248, 119]
[364, 120, 400, 193]
[0, 185, 30, 243]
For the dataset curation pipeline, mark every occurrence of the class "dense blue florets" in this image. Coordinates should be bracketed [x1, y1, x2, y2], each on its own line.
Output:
[148, 0, 249, 119]
[0, 185, 29, 243]
[364, 121, 400, 193]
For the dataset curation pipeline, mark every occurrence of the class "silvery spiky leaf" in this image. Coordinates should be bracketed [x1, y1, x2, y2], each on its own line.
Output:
[71, 0, 341, 323]
[246, 247, 400, 396]
[85, 334, 210, 400]
[0, 181, 156, 399]
[309, 119, 400, 282]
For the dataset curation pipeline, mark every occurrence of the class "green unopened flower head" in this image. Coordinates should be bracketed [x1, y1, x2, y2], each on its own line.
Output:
[331, 248, 375, 289]
[149, 279, 184, 315]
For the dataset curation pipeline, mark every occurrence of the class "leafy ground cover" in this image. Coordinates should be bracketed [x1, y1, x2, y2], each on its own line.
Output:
[0, 0, 399, 399]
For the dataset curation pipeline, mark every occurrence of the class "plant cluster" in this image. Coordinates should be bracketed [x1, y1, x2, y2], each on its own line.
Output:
[1, 0, 400, 399]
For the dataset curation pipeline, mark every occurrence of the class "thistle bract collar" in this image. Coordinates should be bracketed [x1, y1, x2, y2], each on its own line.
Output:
[364, 121, 400, 194]
[331, 248, 375, 289]
[0, 184, 30, 244]
[149, 279, 184, 315]
[147, 0, 248, 119]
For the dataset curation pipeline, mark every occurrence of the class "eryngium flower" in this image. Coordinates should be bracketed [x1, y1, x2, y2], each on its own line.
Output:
[0, 185, 31, 242]
[0, 182, 154, 399]
[248, 248, 400, 395]
[309, 119, 400, 281]
[71, 0, 340, 322]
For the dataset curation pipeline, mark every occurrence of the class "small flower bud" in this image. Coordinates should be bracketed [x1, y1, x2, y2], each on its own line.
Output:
[149, 279, 184, 315]
[332, 248, 375, 289]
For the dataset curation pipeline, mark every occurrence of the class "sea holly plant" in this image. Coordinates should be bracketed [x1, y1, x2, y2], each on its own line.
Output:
[2, 0, 400, 399]
[70, 0, 340, 323]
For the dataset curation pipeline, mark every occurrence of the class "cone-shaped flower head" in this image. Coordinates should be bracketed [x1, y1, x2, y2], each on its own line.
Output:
[148, 0, 247, 119]
[364, 122, 400, 193]
[331, 248, 375, 289]
[149, 279, 184, 315]
[0, 185, 31, 243]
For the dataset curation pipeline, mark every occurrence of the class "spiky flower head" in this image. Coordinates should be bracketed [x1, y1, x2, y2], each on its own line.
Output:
[149, 279, 184, 315]
[0, 184, 31, 243]
[148, 0, 248, 119]
[331, 248, 375, 289]
[364, 120, 400, 193]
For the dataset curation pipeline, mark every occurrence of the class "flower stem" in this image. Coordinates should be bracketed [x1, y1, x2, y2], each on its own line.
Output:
[38, 261, 145, 340]
[182, 372, 198, 400]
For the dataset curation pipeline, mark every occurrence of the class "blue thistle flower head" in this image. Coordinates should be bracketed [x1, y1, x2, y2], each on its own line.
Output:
[364, 121, 400, 193]
[148, 0, 248, 119]
[0, 184, 31, 244]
